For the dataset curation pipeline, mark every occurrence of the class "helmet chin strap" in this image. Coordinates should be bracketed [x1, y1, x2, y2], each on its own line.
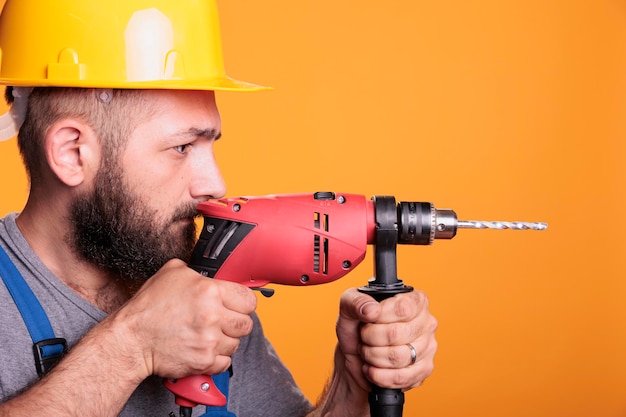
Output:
[0, 87, 33, 141]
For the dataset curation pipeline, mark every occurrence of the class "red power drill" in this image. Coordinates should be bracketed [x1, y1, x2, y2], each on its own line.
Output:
[164, 192, 547, 417]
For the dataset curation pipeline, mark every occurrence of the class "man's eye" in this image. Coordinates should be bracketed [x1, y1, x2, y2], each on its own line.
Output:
[174, 144, 191, 154]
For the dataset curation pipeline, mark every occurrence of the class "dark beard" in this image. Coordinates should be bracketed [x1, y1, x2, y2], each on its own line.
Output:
[68, 166, 198, 288]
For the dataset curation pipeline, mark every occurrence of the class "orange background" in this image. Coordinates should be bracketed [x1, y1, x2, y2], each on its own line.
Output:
[1, 1, 625, 416]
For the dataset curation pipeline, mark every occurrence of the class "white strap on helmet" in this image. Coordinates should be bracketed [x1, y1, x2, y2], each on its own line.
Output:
[0, 87, 33, 141]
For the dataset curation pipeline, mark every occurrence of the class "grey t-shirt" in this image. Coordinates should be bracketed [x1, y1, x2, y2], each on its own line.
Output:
[0, 213, 313, 416]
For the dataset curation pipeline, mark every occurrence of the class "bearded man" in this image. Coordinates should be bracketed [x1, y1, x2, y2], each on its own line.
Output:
[0, 1, 438, 416]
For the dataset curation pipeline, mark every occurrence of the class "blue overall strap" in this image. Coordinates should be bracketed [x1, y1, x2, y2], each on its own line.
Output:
[201, 370, 236, 417]
[0, 245, 67, 376]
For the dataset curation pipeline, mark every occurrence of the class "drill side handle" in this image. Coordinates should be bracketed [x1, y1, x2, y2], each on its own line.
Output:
[358, 287, 412, 417]
[358, 196, 413, 417]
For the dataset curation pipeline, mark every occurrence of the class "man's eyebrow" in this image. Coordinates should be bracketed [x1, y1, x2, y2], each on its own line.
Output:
[175, 127, 222, 141]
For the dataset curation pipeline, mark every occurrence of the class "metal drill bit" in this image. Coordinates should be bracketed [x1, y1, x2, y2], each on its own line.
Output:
[457, 220, 548, 231]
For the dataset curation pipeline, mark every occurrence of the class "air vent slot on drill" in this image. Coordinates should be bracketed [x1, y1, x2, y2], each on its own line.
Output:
[313, 212, 329, 274]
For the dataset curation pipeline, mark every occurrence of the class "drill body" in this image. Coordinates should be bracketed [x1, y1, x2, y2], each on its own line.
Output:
[163, 191, 546, 417]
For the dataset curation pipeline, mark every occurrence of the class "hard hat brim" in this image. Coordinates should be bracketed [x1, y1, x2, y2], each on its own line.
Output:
[0, 76, 271, 92]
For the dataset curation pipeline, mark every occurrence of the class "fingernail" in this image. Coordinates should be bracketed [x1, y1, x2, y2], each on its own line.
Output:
[359, 301, 377, 317]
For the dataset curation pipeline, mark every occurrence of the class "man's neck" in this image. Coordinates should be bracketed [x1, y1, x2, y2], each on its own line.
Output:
[16, 204, 133, 313]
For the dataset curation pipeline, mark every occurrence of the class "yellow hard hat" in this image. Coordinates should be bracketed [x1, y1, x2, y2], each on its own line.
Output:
[0, 0, 269, 92]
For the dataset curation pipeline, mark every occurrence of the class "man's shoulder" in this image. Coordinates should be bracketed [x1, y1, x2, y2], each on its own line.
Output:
[0, 212, 39, 268]
[0, 211, 20, 243]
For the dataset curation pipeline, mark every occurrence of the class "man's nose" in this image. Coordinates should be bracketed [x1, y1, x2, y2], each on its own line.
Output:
[190, 147, 226, 201]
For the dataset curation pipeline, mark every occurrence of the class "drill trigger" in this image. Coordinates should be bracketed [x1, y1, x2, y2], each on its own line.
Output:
[252, 287, 275, 298]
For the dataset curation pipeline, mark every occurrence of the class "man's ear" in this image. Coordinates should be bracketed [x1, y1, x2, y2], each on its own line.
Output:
[45, 119, 101, 187]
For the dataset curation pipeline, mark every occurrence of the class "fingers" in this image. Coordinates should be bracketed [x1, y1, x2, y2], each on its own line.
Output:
[360, 339, 425, 369]
[360, 290, 434, 347]
[364, 347, 437, 390]
[218, 278, 258, 316]
[360, 333, 438, 386]
[364, 331, 438, 389]
[122, 259, 258, 378]
[336, 288, 438, 390]
[194, 279, 257, 339]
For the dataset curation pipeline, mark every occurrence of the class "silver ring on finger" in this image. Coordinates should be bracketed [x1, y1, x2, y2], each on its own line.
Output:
[407, 343, 417, 366]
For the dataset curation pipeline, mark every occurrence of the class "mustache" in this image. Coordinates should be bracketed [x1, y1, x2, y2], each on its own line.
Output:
[170, 202, 201, 223]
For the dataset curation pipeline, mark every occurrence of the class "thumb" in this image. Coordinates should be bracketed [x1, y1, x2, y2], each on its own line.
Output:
[336, 288, 381, 354]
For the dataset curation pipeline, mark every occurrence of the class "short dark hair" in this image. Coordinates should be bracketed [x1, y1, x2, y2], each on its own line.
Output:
[16, 88, 154, 186]
[4, 86, 14, 105]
